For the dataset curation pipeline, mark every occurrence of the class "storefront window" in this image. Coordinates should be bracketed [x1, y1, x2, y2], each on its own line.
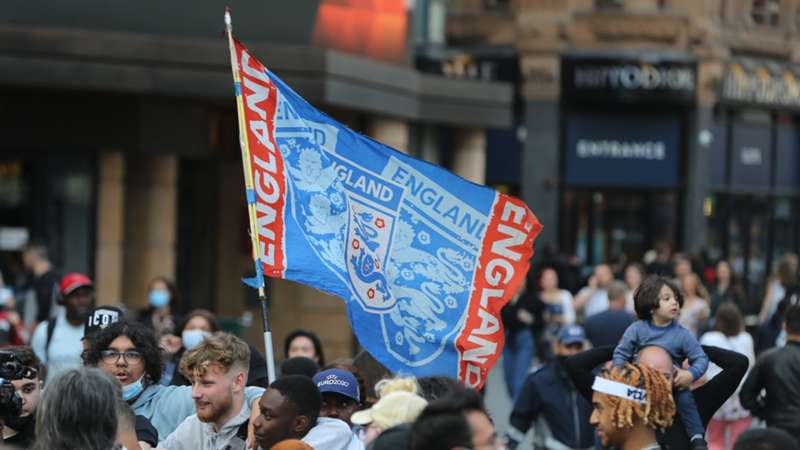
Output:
[772, 198, 797, 270]
[561, 190, 678, 266]
[752, 0, 780, 26]
[596, 0, 624, 9]
[0, 155, 95, 286]
[719, 195, 770, 315]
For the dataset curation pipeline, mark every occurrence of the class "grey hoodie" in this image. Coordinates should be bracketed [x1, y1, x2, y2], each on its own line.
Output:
[159, 399, 251, 450]
[131, 383, 264, 440]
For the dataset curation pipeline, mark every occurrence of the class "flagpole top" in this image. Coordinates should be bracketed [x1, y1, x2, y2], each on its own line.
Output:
[224, 7, 231, 27]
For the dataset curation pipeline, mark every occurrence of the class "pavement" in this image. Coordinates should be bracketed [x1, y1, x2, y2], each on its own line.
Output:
[484, 357, 534, 448]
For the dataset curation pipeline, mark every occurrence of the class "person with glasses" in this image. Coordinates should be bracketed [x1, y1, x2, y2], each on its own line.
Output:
[506, 325, 594, 450]
[82, 320, 265, 440]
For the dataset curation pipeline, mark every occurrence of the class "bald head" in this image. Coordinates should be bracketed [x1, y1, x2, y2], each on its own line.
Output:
[636, 346, 673, 382]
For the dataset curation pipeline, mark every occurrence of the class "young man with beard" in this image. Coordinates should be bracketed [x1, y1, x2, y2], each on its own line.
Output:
[31, 273, 93, 384]
[1, 347, 43, 448]
[83, 320, 265, 440]
[159, 333, 252, 450]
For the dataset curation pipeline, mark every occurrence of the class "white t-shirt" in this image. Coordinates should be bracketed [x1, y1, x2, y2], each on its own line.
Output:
[31, 309, 85, 384]
[699, 331, 755, 421]
[578, 288, 609, 318]
[542, 290, 576, 325]
[303, 417, 352, 450]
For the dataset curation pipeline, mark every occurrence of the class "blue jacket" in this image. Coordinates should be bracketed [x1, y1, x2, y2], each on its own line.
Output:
[507, 359, 594, 450]
[613, 320, 709, 381]
[131, 383, 265, 440]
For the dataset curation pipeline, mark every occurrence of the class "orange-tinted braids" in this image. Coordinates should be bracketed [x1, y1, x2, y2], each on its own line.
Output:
[598, 363, 676, 431]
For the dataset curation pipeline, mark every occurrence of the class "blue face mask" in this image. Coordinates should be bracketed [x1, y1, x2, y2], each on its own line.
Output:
[122, 375, 146, 401]
[182, 329, 210, 350]
[148, 290, 170, 308]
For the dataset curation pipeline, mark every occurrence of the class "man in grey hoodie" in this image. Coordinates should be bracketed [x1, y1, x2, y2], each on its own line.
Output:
[83, 320, 264, 440]
[159, 332, 252, 450]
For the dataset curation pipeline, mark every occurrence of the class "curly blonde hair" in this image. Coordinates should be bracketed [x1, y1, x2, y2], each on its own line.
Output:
[375, 376, 420, 398]
[598, 363, 675, 431]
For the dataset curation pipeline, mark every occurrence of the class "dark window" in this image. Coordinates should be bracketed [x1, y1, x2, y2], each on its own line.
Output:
[752, 0, 780, 26]
[483, 0, 510, 11]
[596, 0, 624, 9]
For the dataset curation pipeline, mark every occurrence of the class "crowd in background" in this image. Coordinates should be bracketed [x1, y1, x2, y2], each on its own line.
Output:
[0, 239, 797, 450]
[501, 242, 800, 450]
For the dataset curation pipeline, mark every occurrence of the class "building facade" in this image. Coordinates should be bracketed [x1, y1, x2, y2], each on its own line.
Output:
[0, 1, 513, 360]
[447, 0, 800, 304]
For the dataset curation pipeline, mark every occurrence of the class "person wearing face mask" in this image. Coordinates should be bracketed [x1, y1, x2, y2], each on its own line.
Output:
[82, 305, 166, 448]
[159, 309, 269, 388]
[138, 277, 180, 340]
[82, 320, 266, 440]
[506, 325, 594, 450]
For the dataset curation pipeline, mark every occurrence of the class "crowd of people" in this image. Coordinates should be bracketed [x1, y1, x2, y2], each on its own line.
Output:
[0, 240, 798, 450]
[502, 244, 800, 450]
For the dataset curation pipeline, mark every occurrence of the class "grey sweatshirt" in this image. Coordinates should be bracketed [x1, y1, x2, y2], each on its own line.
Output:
[159, 400, 250, 450]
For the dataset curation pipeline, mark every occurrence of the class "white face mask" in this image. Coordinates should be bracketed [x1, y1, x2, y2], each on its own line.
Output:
[182, 329, 210, 350]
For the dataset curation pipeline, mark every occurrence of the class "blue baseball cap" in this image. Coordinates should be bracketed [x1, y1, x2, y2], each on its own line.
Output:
[312, 369, 360, 403]
[557, 325, 586, 345]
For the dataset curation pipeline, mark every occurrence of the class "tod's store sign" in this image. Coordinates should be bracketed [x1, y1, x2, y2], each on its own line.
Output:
[562, 52, 697, 104]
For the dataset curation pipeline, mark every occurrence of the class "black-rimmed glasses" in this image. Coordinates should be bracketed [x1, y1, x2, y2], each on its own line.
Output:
[100, 349, 143, 365]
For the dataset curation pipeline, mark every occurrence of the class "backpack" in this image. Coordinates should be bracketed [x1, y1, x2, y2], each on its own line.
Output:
[44, 318, 57, 362]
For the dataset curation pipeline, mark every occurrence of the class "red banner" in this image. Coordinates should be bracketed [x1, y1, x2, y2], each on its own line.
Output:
[235, 40, 287, 277]
[456, 194, 542, 389]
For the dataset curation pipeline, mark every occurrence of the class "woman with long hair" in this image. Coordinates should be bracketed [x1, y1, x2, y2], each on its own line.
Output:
[679, 273, 710, 336]
[700, 303, 755, 450]
[710, 259, 745, 318]
[759, 253, 798, 323]
[623, 263, 645, 313]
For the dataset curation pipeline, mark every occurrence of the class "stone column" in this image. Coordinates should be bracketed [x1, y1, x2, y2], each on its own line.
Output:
[519, 50, 561, 254]
[451, 128, 486, 184]
[523, 100, 560, 253]
[122, 154, 177, 309]
[368, 116, 410, 153]
[94, 152, 125, 306]
[682, 57, 723, 253]
[215, 160, 250, 318]
[682, 106, 712, 253]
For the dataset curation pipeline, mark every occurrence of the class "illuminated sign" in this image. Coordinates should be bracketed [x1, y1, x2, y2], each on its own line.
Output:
[313, 0, 408, 64]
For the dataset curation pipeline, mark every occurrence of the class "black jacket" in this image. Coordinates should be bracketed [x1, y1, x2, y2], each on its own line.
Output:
[740, 341, 800, 436]
[565, 345, 748, 450]
[507, 359, 594, 449]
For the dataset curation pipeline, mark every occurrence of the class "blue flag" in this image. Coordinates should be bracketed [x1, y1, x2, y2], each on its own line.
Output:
[232, 40, 541, 388]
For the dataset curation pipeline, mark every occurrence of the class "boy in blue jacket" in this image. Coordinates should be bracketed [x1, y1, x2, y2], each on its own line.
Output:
[613, 275, 709, 450]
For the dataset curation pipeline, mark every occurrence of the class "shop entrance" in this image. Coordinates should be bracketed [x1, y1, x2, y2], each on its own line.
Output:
[560, 190, 679, 267]
[707, 194, 800, 316]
